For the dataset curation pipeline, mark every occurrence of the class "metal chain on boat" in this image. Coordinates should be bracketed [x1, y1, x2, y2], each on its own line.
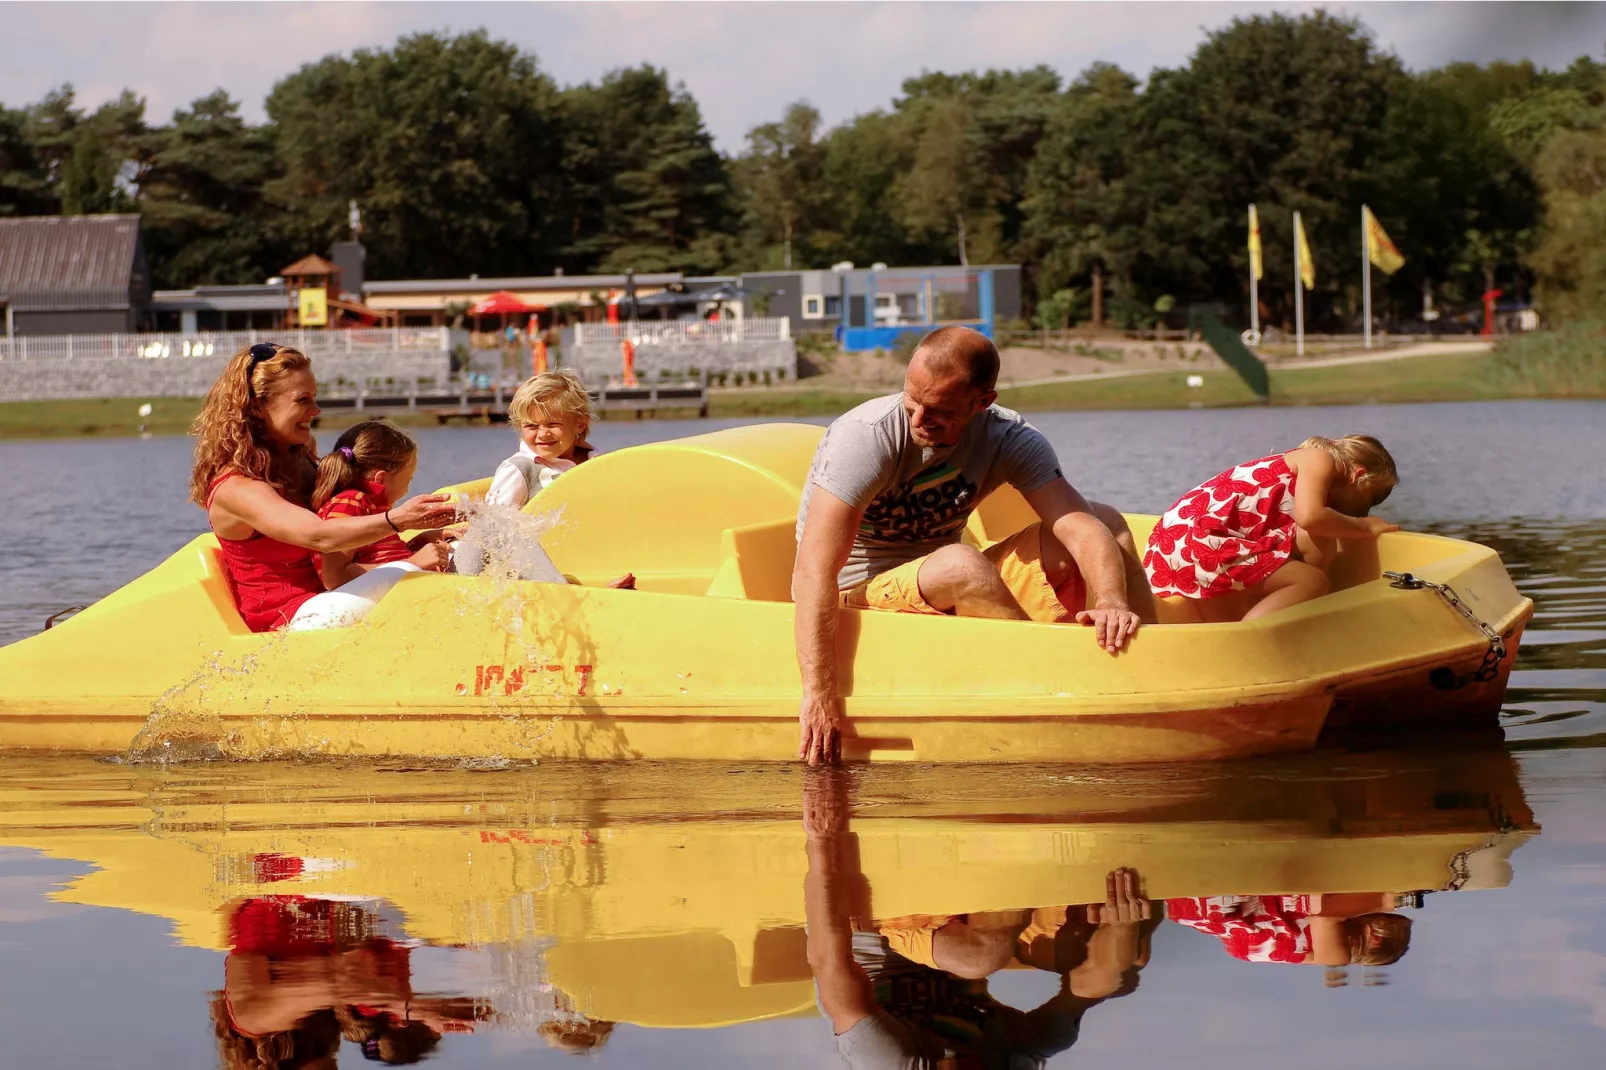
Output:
[1382, 571, 1508, 687]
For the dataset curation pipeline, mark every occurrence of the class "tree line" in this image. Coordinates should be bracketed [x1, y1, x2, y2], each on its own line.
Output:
[2, 12, 1603, 329]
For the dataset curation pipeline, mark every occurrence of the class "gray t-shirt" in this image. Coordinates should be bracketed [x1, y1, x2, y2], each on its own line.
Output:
[828, 932, 1082, 1070]
[797, 394, 1064, 589]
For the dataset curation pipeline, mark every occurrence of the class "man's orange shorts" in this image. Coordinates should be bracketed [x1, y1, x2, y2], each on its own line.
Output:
[840, 522, 1086, 623]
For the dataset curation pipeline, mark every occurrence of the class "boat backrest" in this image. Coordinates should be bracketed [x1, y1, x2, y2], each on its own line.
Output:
[521, 424, 823, 592]
[706, 518, 799, 601]
[195, 541, 256, 636]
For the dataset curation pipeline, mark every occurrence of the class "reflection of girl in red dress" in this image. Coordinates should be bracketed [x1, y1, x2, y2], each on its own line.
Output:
[1165, 892, 1413, 970]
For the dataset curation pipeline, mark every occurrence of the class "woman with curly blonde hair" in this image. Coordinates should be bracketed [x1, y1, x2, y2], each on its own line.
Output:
[191, 343, 458, 632]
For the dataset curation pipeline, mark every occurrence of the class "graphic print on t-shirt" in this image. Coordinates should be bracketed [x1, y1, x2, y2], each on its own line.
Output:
[859, 462, 981, 544]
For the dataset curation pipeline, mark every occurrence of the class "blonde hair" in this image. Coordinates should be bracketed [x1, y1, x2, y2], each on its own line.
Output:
[189, 343, 317, 506]
[508, 369, 592, 433]
[311, 420, 418, 511]
[1349, 912, 1413, 966]
[1299, 434, 1399, 504]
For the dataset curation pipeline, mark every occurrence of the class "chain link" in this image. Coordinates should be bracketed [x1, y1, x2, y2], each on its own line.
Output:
[1383, 571, 1509, 685]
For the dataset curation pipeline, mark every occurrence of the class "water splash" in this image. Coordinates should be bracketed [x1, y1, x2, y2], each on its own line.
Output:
[450, 497, 568, 587]
[125, 498, 580, 764]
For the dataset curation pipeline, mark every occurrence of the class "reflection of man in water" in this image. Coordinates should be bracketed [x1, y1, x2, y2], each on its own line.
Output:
[803, 771, 1157, 1067]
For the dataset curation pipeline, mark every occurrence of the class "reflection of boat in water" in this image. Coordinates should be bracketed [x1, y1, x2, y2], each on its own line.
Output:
[0, 425, 1531, 763]
[0, 747, 1535, 1031]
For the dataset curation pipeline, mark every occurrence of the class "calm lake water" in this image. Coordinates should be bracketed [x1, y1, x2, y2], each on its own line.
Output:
[0, 399, 1603, 1068]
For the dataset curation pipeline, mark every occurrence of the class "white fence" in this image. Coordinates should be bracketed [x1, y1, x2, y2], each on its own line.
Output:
[0, 327, 452, 402]
[0, 327, 449, 363]
[572, 317, 791, 347]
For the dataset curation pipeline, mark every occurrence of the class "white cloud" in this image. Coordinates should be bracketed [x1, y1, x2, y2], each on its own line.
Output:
[1, 2, 1603, 150]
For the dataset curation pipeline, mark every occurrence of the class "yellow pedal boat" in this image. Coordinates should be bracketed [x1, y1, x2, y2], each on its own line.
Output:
[0, 750, 1536, 1030]
[0, 424, 1532, 762]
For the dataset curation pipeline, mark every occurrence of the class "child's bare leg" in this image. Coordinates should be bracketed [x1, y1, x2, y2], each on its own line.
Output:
[1243, 561, 1331, 621]
[1198, 592, 1248, 623]
[1292, 526, 1338, 571]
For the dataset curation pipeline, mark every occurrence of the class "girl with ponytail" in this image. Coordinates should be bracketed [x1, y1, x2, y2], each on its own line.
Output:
[312, 421, 454, 590]
[1142, 434, 1400, 621]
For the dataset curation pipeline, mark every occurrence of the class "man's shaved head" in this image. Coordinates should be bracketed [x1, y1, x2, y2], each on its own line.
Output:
[911, 326, 1001, 393]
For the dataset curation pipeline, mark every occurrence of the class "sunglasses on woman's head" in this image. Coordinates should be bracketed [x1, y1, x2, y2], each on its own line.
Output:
[244, 343, 279, 398]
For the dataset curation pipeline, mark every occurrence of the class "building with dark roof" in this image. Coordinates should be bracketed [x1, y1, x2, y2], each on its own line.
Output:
[0, 214, 151, 337]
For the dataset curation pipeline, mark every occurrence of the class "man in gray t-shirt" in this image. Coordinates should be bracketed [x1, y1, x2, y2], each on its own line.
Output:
[792, 327, 1151, 764]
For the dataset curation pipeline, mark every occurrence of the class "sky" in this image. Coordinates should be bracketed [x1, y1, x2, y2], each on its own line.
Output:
[2, 1, 1604, 150]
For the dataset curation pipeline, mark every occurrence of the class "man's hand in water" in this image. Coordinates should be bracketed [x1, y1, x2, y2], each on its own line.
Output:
[799, 691, 844, 765]
[802, 767, 851, 836]
[1084, 867, 1152, 925]
[1075, 606, 1142, 654]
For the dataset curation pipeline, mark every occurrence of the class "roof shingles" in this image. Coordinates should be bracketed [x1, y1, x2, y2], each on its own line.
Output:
[0, 214, 143, 312]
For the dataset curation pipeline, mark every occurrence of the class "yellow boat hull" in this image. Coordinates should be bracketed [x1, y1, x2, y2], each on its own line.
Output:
[0, 424, 1532, 762]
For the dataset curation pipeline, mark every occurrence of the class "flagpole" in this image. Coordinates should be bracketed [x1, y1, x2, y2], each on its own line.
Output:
[1362, 205, 1372, 351]
[1294, 210, 1305, 358]
[1249, 204, 1260, 342]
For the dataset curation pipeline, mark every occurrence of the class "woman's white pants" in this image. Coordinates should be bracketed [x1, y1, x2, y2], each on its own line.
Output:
[285, 562, 423, 631]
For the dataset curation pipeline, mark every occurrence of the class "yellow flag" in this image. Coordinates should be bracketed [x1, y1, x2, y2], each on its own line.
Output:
[298, 286, 328, 327]
[1248, 204, 1263, 281]
[1295, 213, 1315, 291]
[1363, 205, 1405, 275]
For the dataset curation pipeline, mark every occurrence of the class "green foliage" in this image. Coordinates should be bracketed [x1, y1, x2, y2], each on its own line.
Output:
[137, 90, 286, 288]
[266, 31, 567, 279]
[1034, 287, 1087, 329]
[0, 13, 1590, 322]
[0, 103, 54, 216]
[1487, 319, 1606, 394]
[1518, 69, 1606, 322]
[733, 101, 827, 270]
[561, 65, 733, 274]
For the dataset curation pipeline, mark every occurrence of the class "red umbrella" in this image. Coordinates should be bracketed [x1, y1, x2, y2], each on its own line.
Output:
[469, 290, 544, 316]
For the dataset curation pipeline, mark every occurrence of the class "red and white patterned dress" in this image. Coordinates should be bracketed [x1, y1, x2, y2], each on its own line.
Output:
[1165, 895, 1316, 964]
[1143, 454, 1297, 599]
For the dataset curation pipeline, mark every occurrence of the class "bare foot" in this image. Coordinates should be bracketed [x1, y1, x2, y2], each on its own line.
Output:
[608, 573, 636, 590]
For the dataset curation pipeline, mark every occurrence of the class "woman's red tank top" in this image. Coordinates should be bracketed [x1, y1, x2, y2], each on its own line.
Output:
[207, 473, 323, 632]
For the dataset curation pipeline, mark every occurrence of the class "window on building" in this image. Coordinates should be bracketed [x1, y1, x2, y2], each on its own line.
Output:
[823, 296, 841, 317]
[803, 296, 822, 318]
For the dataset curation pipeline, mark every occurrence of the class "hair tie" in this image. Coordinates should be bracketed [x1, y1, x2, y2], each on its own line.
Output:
[337, 446, 356, 461]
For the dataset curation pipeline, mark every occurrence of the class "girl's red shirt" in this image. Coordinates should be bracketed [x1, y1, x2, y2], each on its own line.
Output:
[316, 480, 412, 566]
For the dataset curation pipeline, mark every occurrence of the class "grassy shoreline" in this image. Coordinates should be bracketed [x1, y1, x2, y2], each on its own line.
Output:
[1, 348, 1600, 440]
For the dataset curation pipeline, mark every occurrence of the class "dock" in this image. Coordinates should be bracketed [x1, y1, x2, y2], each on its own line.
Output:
[314, 378, 710, 425]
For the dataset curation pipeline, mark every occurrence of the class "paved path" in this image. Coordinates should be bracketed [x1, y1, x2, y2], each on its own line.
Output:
[998, 340, 1493, 391]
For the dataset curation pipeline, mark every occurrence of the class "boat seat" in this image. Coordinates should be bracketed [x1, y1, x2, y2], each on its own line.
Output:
[195, 541, 256, 636]
[706, 518, 798, 601]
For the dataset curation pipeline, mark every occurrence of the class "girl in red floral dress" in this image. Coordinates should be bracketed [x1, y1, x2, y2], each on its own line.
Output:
[1143, 435, 1400, 622]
